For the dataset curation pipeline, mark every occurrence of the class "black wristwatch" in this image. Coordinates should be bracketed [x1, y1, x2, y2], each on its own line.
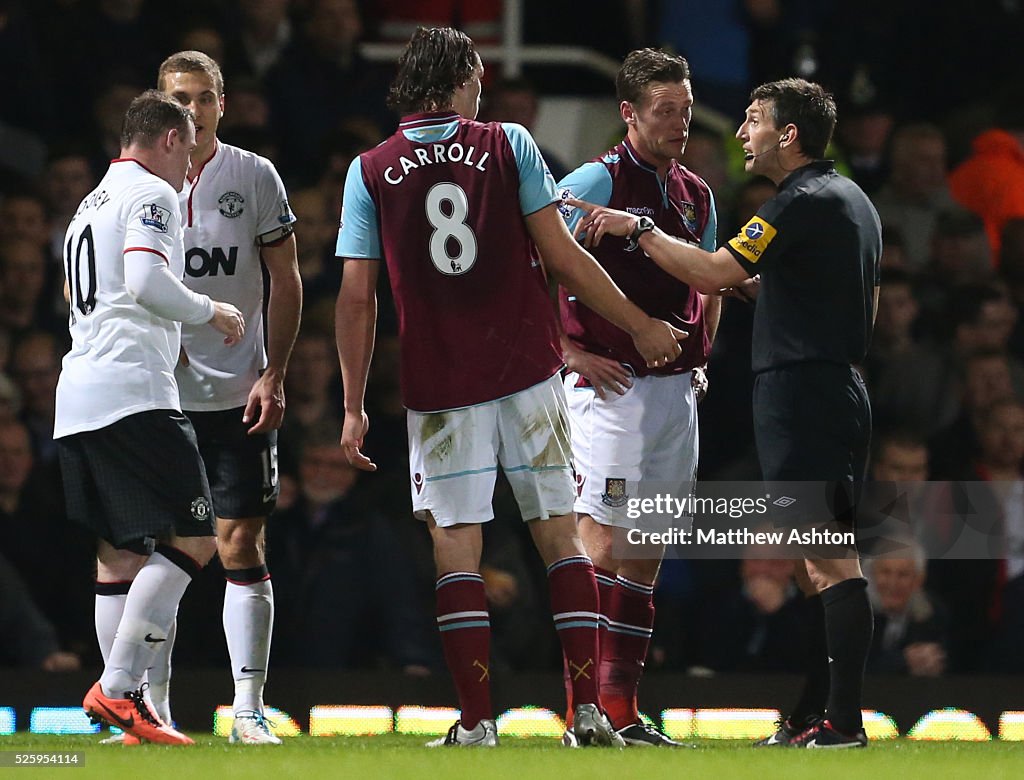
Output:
[626, 215, 655, 250]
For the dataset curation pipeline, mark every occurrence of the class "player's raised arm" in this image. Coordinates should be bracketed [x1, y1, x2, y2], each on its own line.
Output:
[526, 203, 686, 368]
[568, 197, 748, 294]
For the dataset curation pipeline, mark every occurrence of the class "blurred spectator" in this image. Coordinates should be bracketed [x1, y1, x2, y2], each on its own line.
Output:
[0, 191, 50, 247]
[974, 398, 1024, 490]
[264, 0, 393, 182]
[178, 19, 227, 66]
[268, 434, 438, 672]
[929, 208, 994, 284]
[0, 418, 94, 657]
[729, 176, 777, 235]
[0, 374, 21, 421]
[948, 284, 1019, 355]
[10, 331, 63, 471]
[278, 328, 343, 475]
[223, 0, 294, 81]
[975, 400, 1024, 672]
[217, 125, 280, 163]
[864, 269, 926, 408]
[879, 226, 908, 273]
[0, 194, 63, 318]
[859, 429, 932, 559]
[913, 209, 996, 338]
[871, 429, 930, 484]
[834, 90, 894, 196]
[865, 542, 949, 676]
[929, 400, 1024, 672]
[85, 73, 149, 176]
[0, 240, 64, 339]
[873, 269, 919, 353]
[480, 77, 568, 180]
[217, 76, 272, 135]
[649, 558, 700, 671]
[0, 330, 11, 373]
[930, 348, 1021, 479]
[1000, 218, 1024, 359]
[949, 89, 1024, 259]
[290, 187, 341, 306]
[318, 125, 380, 218]
[872, 123, 956, 271]
[0, 552, 81, 671]
[880, 284, 1022, 439]
[696, 542, 809, 673]
[867, 270, 959, 433]
[682, 127, 732, 226]
[43, 147, 97, 261]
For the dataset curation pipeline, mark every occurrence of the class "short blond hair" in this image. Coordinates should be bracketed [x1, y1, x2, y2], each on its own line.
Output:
[158, 50, 224, 97]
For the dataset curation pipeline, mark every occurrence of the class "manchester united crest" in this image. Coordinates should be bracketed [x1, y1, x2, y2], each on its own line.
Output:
[218, 191, 245, 218]
[191, 496, 211, 522]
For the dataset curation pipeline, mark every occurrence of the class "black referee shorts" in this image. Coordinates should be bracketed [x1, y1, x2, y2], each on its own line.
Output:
[186, 407, 279, 519]
[57, 409, 214, 549]
[753, 362, 871, 527]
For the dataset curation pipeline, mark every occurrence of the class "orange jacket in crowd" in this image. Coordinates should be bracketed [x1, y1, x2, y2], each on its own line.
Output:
[949, 128, 1024, 261]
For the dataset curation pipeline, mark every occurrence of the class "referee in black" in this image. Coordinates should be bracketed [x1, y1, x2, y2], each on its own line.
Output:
[568, 77, 881, 749]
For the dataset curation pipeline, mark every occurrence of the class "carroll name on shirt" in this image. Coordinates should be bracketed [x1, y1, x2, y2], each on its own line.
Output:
[383, 143, 490, 185]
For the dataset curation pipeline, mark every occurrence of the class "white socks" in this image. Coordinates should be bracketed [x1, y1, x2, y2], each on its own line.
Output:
[146, 614, 176, 724]
[223, 578, 274, 715]
[94, 592, 127, 663]
[99, 552, 193, 698]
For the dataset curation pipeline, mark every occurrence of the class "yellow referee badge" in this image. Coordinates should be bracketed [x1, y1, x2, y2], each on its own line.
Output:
[729, 216, 777, 263]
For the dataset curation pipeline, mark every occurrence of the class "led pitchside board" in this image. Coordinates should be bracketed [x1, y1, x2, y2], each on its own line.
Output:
[6, 704, 1019, 740]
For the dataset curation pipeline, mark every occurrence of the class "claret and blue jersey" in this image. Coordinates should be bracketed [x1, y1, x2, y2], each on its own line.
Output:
[337, 112, 563, 413]
[557, 137, 718, 376]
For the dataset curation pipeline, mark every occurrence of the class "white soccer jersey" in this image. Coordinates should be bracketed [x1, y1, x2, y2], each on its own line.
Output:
[54, 159, 190, 437]
[175, 142, 295, 411]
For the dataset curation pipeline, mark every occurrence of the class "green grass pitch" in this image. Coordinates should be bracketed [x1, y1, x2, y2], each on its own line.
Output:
[2, 733, 1022, 780]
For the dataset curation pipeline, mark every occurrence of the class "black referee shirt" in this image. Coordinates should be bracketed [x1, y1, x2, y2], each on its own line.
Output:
[725, 161, 881, 374]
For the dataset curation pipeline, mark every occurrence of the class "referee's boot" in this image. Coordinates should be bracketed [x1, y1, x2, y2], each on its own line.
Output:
[790, 718, 868, 749]
[753, 715, 817, 747]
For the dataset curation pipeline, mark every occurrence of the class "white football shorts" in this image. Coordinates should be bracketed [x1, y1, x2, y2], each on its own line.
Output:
[565, 370, 698, 527]
[408, 373, 575, 527]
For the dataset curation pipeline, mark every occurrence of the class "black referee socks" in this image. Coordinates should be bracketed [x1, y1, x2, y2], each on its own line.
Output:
[822, 577, 873, 734]
[790, 593, 829, 727]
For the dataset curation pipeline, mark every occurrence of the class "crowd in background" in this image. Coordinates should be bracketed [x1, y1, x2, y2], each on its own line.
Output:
[2, 0, 1024, 680]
